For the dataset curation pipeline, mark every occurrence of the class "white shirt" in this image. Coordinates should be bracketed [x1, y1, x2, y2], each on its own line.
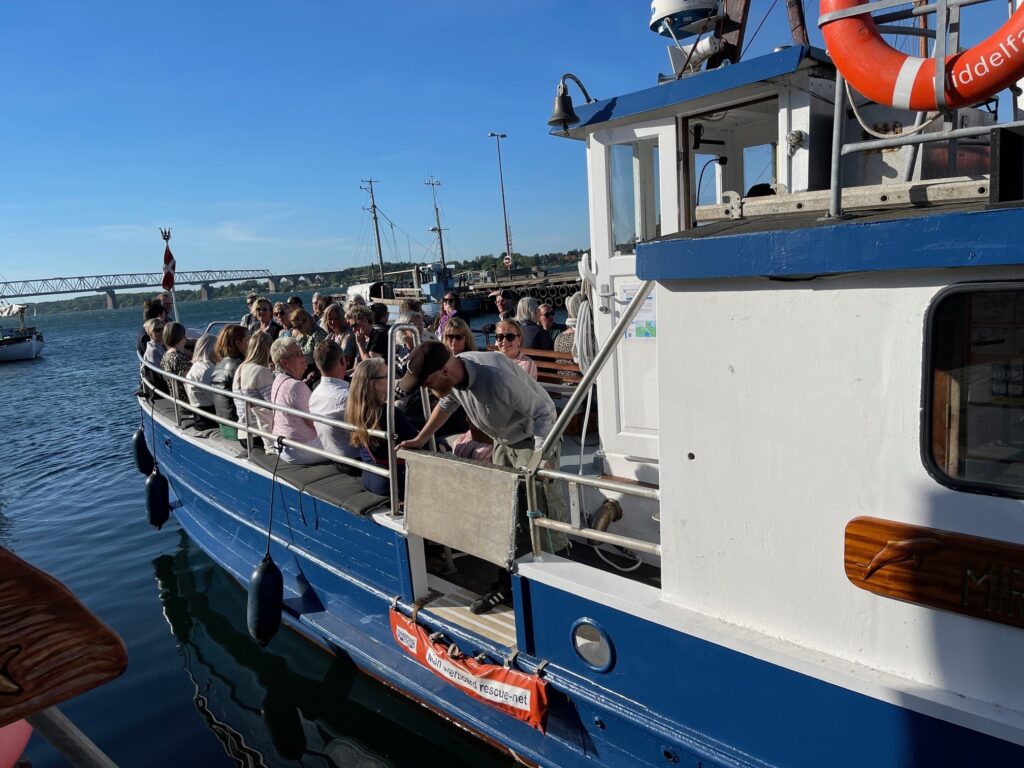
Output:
[308, 375, 361, 460]
[185, 360, 215, 407]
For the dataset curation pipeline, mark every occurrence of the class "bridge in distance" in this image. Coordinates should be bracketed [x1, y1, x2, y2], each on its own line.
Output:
[0, 269, 329, 309]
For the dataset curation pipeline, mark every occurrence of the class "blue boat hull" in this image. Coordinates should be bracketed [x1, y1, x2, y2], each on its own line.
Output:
[145, 414, 1024, 767]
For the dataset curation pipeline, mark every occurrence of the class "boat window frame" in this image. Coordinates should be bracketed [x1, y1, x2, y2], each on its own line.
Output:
[589, 118, 678, 258]
[921, 280, 1024, 501]
[607, 136, 662, 254]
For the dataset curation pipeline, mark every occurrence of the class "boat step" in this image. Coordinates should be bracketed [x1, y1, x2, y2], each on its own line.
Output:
[421, 588, 517, 648]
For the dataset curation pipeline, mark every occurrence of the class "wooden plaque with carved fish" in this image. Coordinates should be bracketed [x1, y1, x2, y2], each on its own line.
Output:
[845, 517, 1024, 629]
[0, 547, 127, 729]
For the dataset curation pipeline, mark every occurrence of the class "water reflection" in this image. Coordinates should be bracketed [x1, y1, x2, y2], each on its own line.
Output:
[0, 494, 14, 548]
[153, 533, 510, 768]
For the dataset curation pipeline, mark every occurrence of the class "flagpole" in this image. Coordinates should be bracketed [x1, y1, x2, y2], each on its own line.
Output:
[160, 228, 181, 328]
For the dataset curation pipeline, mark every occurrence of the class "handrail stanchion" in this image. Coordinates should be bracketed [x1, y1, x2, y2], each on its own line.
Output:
[829, 71, 847, 219]
[386, 323, 422, 516]
[171, 376, 181, 426]
[524, 280, 656, 554]
[244, 400, 253, 459]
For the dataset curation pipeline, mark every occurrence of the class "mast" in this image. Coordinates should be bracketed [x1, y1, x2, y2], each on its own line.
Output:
[361, 179, 386, 282]
[425, 176, 448, 289]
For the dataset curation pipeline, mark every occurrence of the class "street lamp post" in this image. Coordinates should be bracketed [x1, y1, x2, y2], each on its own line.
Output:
[488, 132, 513, 276]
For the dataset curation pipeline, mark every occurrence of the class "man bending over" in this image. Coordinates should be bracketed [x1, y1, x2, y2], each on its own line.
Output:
[396, 341, 568, 614]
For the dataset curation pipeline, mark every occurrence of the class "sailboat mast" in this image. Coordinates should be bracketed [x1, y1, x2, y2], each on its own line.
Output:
[362, 178, 386, 282]
[425, 177, 448, 287]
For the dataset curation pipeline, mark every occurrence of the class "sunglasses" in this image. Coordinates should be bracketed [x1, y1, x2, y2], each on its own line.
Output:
[273, 310, 285, 316]
[443, 297, 455, 303]
[444, 333, 465, 341]
[494, 333, 519, 343]
[539, 311, 554, 317]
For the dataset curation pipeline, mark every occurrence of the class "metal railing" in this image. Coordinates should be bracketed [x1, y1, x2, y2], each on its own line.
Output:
[820, 0, 1012, 217]
[141, 310, 665, 564]
[523, 280, 663, 559]
[384, 323, 436, 511]
[138, 355, 396, 504]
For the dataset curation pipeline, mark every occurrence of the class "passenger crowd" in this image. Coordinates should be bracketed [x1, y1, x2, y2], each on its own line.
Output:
[138, 285, 584, 614]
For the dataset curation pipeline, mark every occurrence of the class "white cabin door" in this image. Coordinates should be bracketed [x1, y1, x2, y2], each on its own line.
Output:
[587, 120, 678, 479]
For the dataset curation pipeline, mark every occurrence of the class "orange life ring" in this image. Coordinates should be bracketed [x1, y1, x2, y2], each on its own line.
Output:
[820, 0, 1024, 110]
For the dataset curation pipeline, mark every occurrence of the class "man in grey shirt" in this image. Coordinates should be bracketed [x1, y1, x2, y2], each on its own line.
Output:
[397, 342, 568, 614]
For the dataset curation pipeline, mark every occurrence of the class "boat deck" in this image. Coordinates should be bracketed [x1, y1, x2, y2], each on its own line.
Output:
[422, 581, 517, 647]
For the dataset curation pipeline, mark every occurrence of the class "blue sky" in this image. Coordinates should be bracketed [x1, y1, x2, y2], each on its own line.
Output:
[0, 1, 1009, 288]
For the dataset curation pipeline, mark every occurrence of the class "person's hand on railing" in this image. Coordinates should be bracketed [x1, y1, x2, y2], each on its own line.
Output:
[396, 432, 431, 452]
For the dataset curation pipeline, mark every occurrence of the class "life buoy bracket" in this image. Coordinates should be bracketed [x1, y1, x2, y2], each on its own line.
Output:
[819, 0, 1024, 111]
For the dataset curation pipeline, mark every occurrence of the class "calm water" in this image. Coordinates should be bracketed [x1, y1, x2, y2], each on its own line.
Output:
[2, 292, 513, 767]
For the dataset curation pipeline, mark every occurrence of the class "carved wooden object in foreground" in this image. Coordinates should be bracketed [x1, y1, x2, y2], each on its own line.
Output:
[845, 517, 1024, 630]
[0, 548, 127, 729]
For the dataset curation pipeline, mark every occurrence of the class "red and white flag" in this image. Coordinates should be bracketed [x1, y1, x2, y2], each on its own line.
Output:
[161, 243, 176, 290]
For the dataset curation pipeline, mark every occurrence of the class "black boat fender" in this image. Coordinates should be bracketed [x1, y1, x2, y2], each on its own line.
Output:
[262, 687, 307, 759]
[247, 554, 283, 646]
[146, 468, 170, 530]
[132, 426, 154, 476]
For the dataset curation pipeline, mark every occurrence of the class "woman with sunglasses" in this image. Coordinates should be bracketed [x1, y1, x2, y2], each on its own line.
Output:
[273, 302, 293, 336]
[290, 308, 327, 382]
[253, 298, 282, 340]
[346, 358, 417, 499]
[441, 318, 493, 461]
[442, 317, 477, 355]
[433, 292, 461, 338]
[342, 305, 374, 369]
[322, 303, 348, 344]
[494, 320, 538, 380]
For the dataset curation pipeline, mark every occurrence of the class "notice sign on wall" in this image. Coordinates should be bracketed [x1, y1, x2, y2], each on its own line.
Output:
[619, 282, 656, 339]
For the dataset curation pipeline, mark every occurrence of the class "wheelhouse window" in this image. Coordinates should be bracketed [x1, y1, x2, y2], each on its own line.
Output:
[928, 287, 1024, 494]
[609, 139, 660, 253]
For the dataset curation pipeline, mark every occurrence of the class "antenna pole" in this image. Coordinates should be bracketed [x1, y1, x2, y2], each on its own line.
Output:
[706, 0, 752, 67]
[425, 176, 448, 287]
[361, 179, 385, 282]
[488, 132, 514, 267]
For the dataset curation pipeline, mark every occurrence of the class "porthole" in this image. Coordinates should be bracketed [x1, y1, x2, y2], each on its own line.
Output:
[923, 283, 1024, 499]
[570, 618, 615, 672]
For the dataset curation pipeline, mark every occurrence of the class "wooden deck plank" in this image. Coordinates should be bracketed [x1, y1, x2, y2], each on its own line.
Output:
[425, 588, 517, 647]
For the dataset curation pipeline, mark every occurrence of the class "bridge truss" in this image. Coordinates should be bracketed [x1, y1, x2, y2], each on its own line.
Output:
[0, 269, 273, 299]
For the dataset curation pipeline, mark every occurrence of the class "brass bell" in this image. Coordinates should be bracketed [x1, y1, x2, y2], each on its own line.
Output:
[547, 86, 580, 131]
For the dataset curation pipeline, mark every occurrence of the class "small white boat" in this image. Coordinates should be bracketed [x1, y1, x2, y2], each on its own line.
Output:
[0, 304, 44, 362]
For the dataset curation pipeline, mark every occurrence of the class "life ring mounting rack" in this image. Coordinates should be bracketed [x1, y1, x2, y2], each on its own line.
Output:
[819, 0, 1024, 112]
